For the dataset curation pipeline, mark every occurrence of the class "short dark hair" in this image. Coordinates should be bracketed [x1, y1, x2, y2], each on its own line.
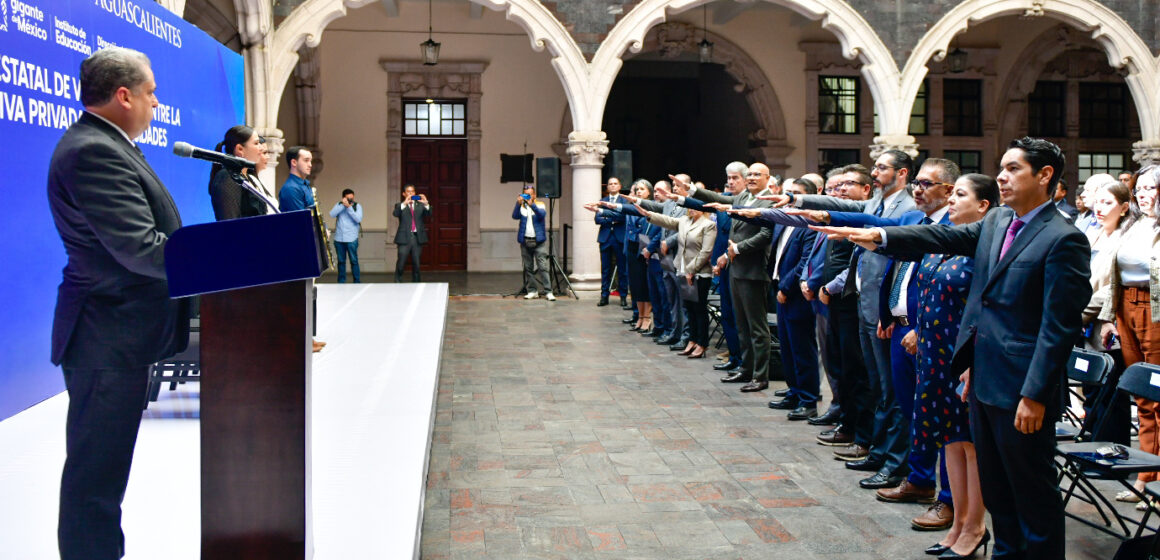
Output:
[342, 188, 354, 197]
[285, 145, 310, 166]
[960, 173, 999, 209]
[80, 47, 151, 107]
[835, 163, 872, 187]
[403, 183, 416, 192]
[792, 178, 817, 195]
[920, 158, 961, 185]
[884, 149, 914, 177]
[1008, 137, 1065, 195]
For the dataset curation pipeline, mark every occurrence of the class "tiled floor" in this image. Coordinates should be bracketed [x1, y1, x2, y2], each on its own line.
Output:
[421, 296, 1128, 559]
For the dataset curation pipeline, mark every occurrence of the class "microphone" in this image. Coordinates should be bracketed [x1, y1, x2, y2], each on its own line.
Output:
[173, 141, 256, 172]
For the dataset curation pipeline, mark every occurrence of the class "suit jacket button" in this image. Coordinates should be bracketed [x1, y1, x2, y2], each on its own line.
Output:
[982, 299, 990, 307]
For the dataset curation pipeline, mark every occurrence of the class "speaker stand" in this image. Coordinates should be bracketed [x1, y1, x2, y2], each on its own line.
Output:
[546, 197, 577, 300]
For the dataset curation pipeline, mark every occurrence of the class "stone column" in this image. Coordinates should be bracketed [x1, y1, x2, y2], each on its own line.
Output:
[1134, 140, 1160, 166]
[256, 129, 284, 191]
[870, 134, 919, 160]
[566, 130, 609, 290]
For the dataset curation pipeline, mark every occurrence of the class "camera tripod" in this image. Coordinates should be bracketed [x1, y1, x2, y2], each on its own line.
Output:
[506, 197, 577, 300]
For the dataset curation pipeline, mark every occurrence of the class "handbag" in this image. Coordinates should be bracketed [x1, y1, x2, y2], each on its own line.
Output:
[678, 277, 698, 302]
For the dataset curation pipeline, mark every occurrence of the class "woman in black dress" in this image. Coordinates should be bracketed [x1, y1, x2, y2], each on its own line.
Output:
[207, 125, 277, 220]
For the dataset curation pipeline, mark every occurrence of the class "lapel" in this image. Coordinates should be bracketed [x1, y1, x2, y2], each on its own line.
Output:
[984, 207, 1051, 292]
[85, 115, 180, 228]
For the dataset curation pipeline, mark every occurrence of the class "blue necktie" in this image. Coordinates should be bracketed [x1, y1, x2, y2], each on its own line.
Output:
[888, 261, 911, 310]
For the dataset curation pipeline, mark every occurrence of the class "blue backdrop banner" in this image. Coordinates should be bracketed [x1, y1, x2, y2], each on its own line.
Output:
[0, 0, 245, 420]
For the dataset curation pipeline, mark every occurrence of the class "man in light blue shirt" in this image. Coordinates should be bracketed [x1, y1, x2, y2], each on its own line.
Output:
[330, 188, 363, 283]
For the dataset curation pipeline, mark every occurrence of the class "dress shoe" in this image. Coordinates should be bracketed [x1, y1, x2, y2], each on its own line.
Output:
[912, 501, 954, 531]
[721, 371, 751, 383]
[597, 297, 609, 307]
[622, 317, 636, 324]
[657, 336, 679, 345]
[772, 388, 790, 397]
[620, 296, 628, 307]
[816, 428, 854, 447]
[641, 329, 660, 337]
[787, 405, 818, 421]
[648, 329, 665, 338]
[687, 349, 706, 359]
[924, 543, 950, 556]
[844, 457, 883, 471]
[876, 480, 937, 504]
[739, 381, 768, 393]
[807, 406, 841, 426]
[859, 473, 905, 489]
[833, 443, 870, 460]
[767, 397, 800, 410]
[713, 361, 740, 371]
[938, 529, 989, 559]
[669, 342, 688, 351]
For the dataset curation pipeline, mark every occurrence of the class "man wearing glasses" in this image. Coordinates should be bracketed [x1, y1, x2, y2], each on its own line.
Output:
[794, 160, 961, 519]
[770, 150, 917, 489]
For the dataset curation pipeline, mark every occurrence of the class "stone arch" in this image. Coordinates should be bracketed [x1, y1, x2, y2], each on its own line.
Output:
[592, 0, 903, 141]
[992, 25, 1135, 157]
[266, 0, 591, 136]
[560, 21, 794, 171]
[903, 0, 1160, 146]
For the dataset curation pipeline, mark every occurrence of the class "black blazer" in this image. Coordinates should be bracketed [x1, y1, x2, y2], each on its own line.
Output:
[393, 200, 430, 245]
[47, 113, 189, 368]
[208, 168, 271, 221]
[881, 205, 1091, 413]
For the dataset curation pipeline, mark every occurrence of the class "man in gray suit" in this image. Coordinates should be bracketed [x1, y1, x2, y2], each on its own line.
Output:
[772, 151, 916, 489]
[48, 47, 188, 560]
[669, 163, 775, 392]
[394, 183, 431, 282]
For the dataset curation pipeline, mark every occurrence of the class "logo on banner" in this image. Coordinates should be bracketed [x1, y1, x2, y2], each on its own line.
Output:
[0, 0, 9, 33]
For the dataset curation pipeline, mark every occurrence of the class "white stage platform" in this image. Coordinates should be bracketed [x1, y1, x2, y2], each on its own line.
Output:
[0, 283, 447, 559]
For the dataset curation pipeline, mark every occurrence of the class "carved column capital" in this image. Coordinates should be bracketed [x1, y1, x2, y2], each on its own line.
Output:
[1134, 140, 1160, 166]
[870, 135, 920, 159]
[566, 131, 609, 169]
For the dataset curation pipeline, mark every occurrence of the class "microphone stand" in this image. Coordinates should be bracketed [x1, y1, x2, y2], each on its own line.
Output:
[226, 165, 279, 213]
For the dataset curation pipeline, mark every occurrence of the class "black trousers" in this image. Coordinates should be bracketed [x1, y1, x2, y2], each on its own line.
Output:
[59, 366, 150, 560]
[682, 276, 712, 346]
[828, 296, 873, 446]
[395, 238, 422, 282]
[971, 397, 1065, 559]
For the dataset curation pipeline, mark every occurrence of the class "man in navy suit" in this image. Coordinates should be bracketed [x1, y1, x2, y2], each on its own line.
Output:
[832, 138, 1090, 559]
[595, 177, 628, 307]
[48, 47, 189, 560]
[765, 179, 821, 420]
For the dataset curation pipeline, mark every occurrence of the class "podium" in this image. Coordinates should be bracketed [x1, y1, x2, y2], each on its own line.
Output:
[165, 210, 324, 560]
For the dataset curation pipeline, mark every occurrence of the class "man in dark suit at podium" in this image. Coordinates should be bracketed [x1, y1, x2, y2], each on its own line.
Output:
[47, 47, 189, 560]
[395, 183, 431, 282]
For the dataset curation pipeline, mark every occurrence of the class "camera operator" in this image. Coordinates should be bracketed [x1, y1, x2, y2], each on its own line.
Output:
[330, 188, 363, 283]
[514, 185, 554, 301]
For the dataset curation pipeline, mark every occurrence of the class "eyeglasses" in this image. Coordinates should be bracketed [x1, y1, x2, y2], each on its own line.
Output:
[911, 179, 954, 190]
[833, 180, 867, 189]
[873, 164, 897, 173]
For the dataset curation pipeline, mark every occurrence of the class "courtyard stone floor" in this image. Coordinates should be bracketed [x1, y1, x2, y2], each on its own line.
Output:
[420, 295, 1128, 559]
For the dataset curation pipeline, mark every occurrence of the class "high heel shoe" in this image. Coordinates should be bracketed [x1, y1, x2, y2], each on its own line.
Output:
[678, 346, 694, 356]
[640, 316, 653, 331]
[687, 348, 705, 359]
[937, 529, 990, 559]
[924, 543, 949, 556]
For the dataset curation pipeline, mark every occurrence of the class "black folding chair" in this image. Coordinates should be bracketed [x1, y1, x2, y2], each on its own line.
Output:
[1057, 362, 1160, 540]
[144, 320, 200, 409]
[1056, 349, 1116, 441]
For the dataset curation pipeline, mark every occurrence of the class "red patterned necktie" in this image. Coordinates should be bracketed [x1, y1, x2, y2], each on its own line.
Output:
[410, 203, 416, 233]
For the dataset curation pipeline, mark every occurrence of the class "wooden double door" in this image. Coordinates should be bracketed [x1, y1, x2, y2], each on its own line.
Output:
[401, 139, 467, 270]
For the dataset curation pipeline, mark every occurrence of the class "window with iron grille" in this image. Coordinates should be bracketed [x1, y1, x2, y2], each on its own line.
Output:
[1077, 152, 1126, 183]
[943, 79, 982, 136]
[944, 150, 982, 175]
[1027, 81, 1066, 138]
[1079, 83, 1128, 138]
[909, 80, 929, 136]
[403, 101, 466, 137]
[819, 76, 859, 134]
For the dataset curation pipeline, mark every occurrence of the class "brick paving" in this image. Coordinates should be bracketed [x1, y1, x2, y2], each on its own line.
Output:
[421, 296, 1126, 559]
